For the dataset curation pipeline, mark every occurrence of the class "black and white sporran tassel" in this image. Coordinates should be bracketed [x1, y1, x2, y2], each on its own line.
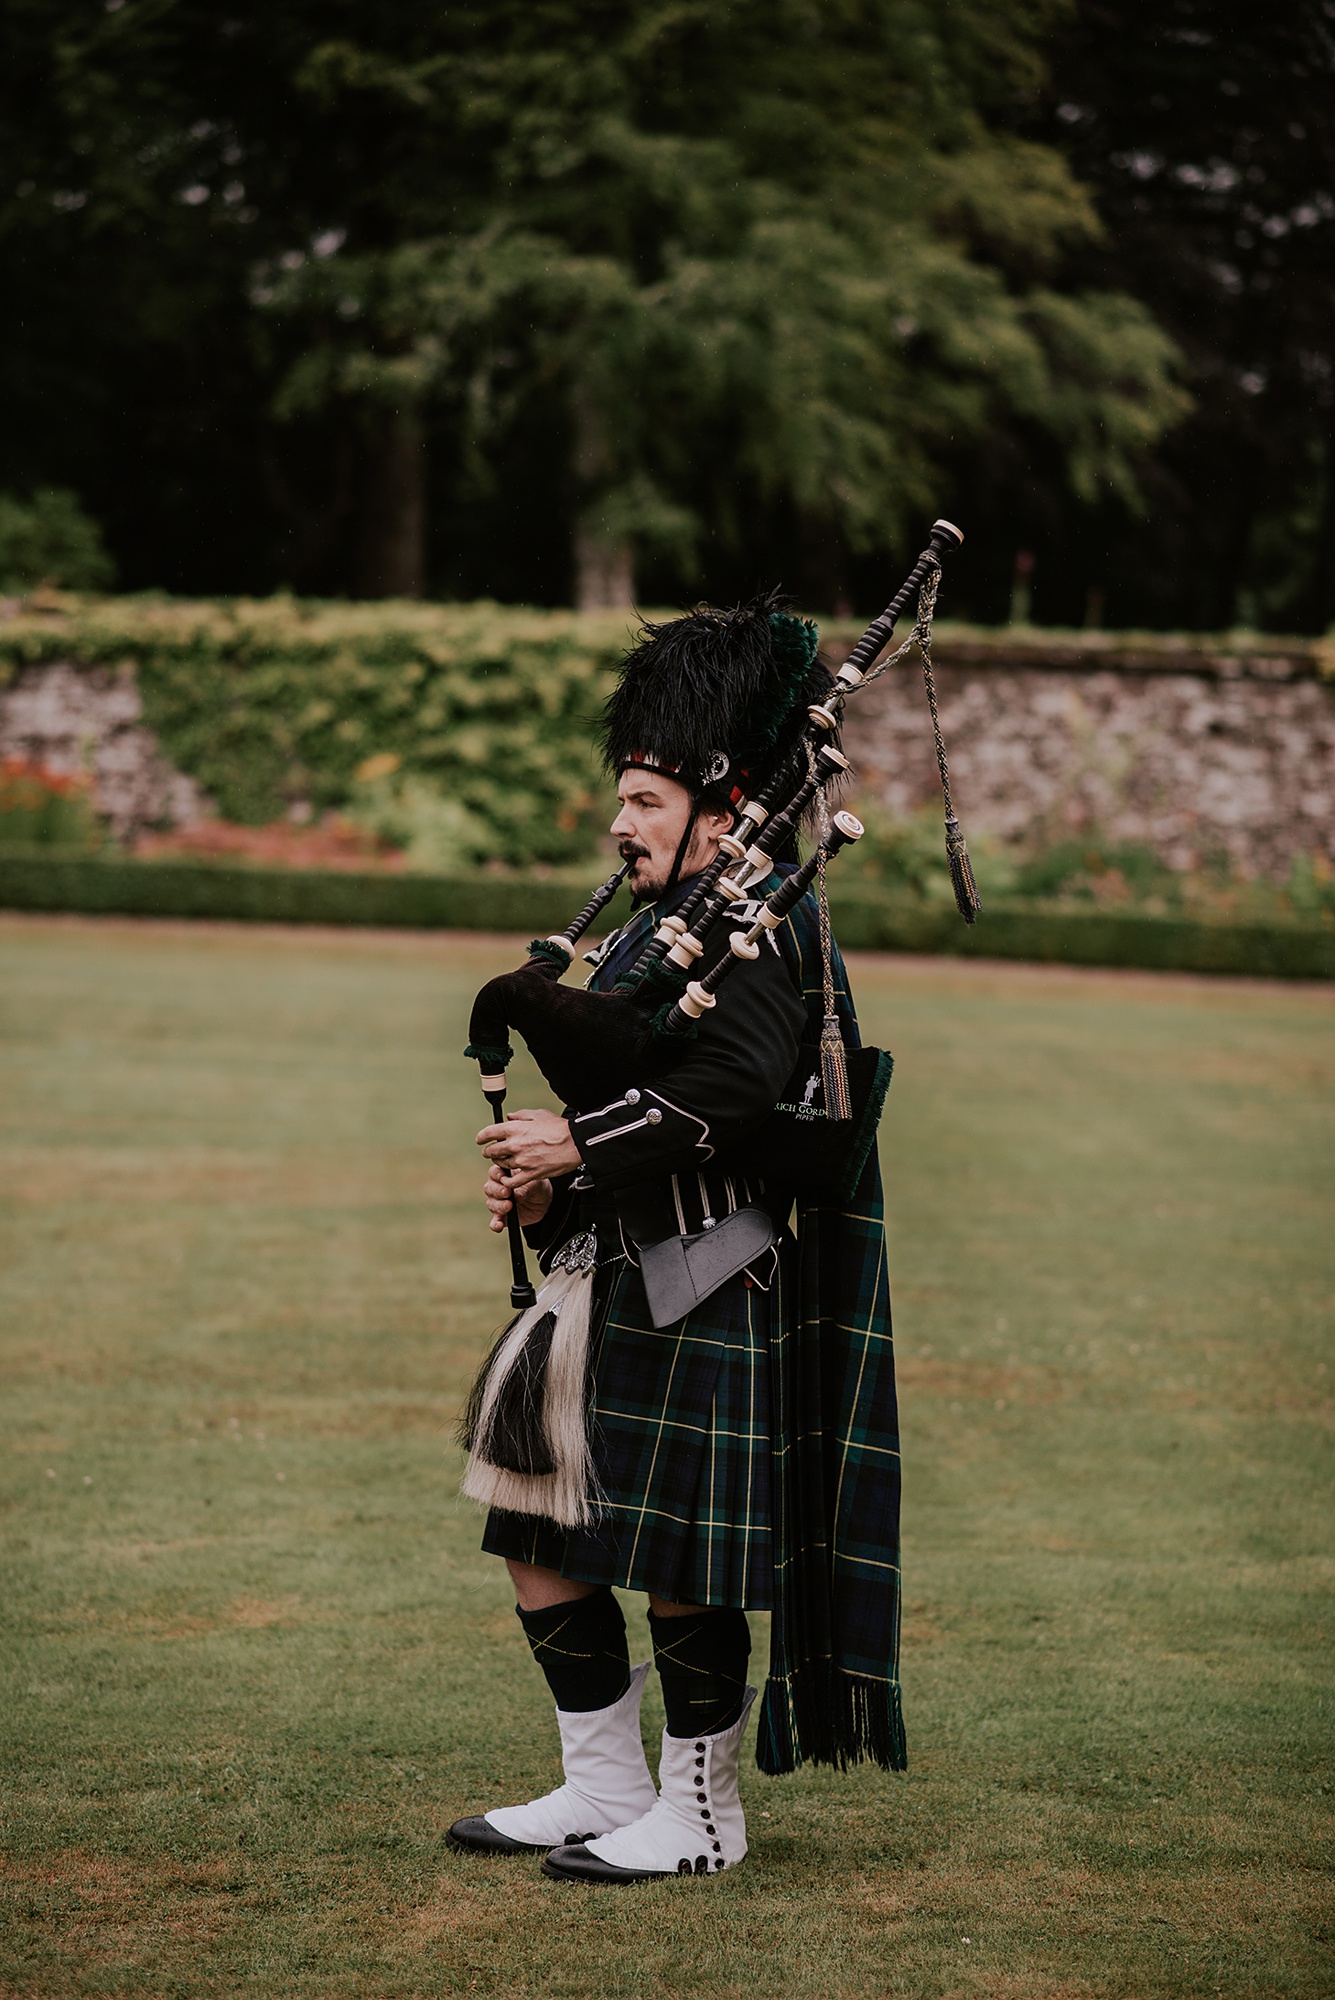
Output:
[459, 1232, 601, 1528]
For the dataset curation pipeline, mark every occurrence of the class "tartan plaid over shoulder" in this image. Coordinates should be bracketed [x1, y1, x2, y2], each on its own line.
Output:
[759, 889, 906, 1775]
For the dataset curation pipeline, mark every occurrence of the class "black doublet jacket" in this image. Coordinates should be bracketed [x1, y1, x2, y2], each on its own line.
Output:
[525, 881, 807, 1284]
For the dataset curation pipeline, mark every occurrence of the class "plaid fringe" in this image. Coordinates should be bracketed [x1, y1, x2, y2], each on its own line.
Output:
[757, 1666, 907, 1776]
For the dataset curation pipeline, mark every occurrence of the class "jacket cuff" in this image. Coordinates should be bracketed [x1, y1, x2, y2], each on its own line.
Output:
[570, 1087, 713, 1193]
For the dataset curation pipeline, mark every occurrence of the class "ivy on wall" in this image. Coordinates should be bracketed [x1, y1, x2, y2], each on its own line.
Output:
[3, 593, 1330, 872]
[0, 595, 638, 864]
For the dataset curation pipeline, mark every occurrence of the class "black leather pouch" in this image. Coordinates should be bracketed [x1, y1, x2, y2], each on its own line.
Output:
[634, 1205, 776, 1330]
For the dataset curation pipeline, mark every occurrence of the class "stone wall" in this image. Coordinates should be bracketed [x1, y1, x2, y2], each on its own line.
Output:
[830, 629, 1335, 878]
[4, 629, 1333, 874]
[0, 662, 209, 840]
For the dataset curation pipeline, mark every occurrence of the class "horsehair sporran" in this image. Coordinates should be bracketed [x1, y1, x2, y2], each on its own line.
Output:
[460, 1232, 603, 1528]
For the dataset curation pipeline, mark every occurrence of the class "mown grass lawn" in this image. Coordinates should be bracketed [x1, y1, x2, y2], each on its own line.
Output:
[0, 915, 1331, 1999]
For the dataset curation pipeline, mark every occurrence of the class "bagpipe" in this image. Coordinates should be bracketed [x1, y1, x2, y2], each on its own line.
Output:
[466, 519, 975, 1309]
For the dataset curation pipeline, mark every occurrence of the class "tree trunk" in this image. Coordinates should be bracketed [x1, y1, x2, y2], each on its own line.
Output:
[262, 425, 355, 595]
[796, 513, 852, 616]
[574, 522, 635, 611]
[572, 385, 634, 610]
[357, 409, 426, 598]
[1304, 413, 1335, 632]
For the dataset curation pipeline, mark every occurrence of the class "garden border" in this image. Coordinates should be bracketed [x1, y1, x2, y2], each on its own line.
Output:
[1, 851, 1330, 980]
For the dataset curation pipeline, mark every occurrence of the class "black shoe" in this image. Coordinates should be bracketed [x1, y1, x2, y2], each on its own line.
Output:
[448, 1816, 542, 1855]
[541, 1840, 672, 1884]
[449, 1817, 598, 1857]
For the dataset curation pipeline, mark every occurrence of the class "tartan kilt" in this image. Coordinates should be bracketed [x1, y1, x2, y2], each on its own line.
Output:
[481, 1233, 787, 1610]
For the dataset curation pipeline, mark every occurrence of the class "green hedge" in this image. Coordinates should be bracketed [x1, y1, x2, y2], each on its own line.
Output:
[0, 850, 633, 937]
[826, 887, 1335, 980]
[2, 851, 1330, 979]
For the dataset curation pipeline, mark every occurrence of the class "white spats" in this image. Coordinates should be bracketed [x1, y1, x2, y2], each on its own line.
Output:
[481, 1664, 658, 1849]
[543, 1687, 757, 1881]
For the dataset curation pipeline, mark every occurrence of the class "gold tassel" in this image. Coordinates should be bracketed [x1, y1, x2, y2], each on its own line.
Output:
[945, 816, 981, 925]
[820, 1012, 853, 1122]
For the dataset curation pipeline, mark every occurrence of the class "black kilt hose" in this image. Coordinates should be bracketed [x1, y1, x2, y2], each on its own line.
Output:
[480, 882, 905, 1775]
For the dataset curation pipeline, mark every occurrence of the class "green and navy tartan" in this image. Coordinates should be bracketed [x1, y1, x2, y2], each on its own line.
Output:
[484, 1245, 778, 1609]
[481, 881, 905, 1774]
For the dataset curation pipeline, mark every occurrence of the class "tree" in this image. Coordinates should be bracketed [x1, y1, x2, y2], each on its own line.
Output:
[0, 488, 115, 591]
[0, 0, 1188, 609]
[264, 0, 1186, 603]
[1028, 0, 1335, 629]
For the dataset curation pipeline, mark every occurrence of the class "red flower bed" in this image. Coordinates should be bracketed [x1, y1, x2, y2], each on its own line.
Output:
[132, 817, 405, 872]
[0, 758, 96, 845]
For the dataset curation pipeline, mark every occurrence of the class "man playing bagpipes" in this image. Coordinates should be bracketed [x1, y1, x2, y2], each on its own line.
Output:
[449, 531, 974, 1882]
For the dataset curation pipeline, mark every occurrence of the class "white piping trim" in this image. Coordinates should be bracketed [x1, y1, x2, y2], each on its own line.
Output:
[580, 1116, 651, 1146]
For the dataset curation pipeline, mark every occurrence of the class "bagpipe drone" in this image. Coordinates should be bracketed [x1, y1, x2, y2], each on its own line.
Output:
[466, 519, 976, 1309]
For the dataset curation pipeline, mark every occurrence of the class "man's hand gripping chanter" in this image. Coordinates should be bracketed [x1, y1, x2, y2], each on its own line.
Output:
[477, 1107, 580, 1233]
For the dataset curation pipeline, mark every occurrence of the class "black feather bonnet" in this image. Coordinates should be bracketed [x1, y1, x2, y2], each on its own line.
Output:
[602, 588, 831, 810]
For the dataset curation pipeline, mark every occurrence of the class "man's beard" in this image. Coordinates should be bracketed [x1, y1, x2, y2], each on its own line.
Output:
[618, 840, 661, 905]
